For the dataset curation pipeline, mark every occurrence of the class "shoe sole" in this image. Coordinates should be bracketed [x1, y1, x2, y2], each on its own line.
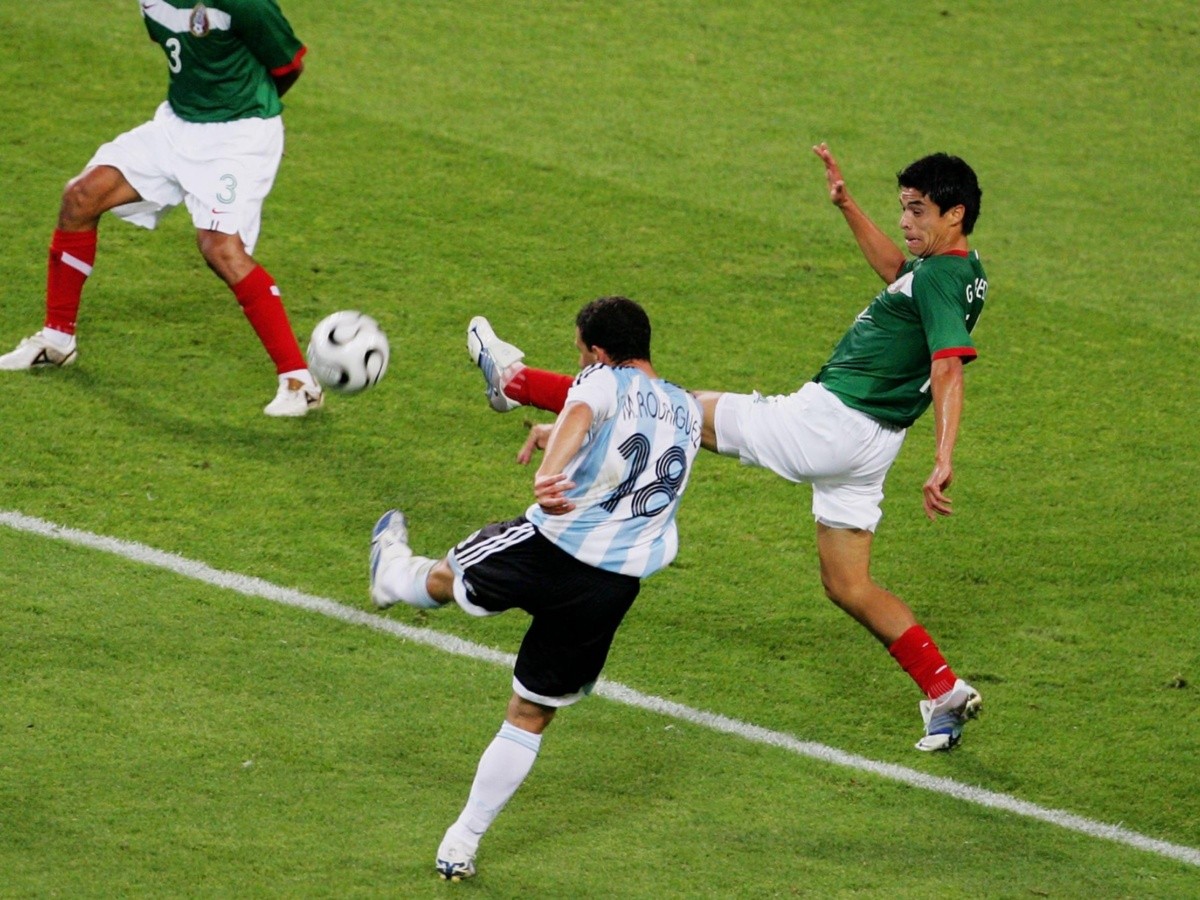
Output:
[0, 348, 77, 370]
[466, 317, 488, 365]
[263, 390, 324, 417]
[467, 317, 523, 412]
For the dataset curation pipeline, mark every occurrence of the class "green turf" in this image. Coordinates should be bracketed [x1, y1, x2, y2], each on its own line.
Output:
[1, 0, 1197, 895]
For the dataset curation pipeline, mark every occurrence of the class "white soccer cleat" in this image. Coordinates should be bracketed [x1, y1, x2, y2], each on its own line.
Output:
[435, 834, 478, 882]
[369, 509, 413, 609]
[0, 332, 77, 370]
[263, 375, 323, 417]
[369, 510, 444, 611]
[916, 678, 982, 752]
[466, 316, 525, 412]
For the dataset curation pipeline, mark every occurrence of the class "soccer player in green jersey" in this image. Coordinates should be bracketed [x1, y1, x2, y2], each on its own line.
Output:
[0, 0, 322, 417]
[467, 145, 988, 751]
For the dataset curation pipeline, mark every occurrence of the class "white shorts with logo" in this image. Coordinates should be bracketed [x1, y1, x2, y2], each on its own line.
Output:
[714, 381, 906, 532]
[87, 101, 284, 255]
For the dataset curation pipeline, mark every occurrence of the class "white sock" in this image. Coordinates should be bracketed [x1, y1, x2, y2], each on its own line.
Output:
[449, 721, 542, 851]
[40, 327, 75, 351]
[379, 555, 440, 609]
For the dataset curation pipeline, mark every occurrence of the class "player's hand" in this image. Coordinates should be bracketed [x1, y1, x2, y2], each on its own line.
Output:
[516, 422, 555, 465]
[534, 472, 576, 515]
[922, 461, 954, 520]
[813, 142, 850, 208]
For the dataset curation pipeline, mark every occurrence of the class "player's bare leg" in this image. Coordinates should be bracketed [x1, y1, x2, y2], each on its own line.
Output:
[197, 229, 319, 416]
[0, 165, 138, 371]
[816, 523, 980, 750]
[59, 165, 141, 230]
[695, 390, 723, 452]
[815, 524, 917, 644]
[195, 228, 257, 288]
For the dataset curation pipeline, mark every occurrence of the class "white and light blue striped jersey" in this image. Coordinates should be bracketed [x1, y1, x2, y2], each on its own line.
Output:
[527, 364, 702, 578]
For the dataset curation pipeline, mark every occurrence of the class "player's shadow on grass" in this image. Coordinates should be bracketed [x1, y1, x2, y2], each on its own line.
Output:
[57, 363, 334, 456]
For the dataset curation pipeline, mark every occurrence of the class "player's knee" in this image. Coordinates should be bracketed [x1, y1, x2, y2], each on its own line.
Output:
[507, 695, 556, 734]
[59, 166, 135, 228]
[197, 230, 252, 284]
[59, 176, 105, 227]
[426, 559, 456, 603]
[820, 569, 870, 611]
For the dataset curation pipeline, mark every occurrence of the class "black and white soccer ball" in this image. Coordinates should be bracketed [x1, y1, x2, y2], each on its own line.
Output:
[306, 310, 389, 394]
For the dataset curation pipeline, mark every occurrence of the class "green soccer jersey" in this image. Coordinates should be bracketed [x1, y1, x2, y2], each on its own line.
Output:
[140, 0, 305, 123]
[814, 250, 987, 428]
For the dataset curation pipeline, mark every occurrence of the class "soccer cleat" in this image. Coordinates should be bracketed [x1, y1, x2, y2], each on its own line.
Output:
[263, 376, 323, 417]
[369, 509, 412, 609]
[0, 332, 77, 370]
[435, 837, 477, 882]
[915, 678, 982, 752]
[466, 316, 525, 412]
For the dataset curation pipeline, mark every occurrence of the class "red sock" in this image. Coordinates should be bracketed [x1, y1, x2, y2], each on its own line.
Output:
[232, 265, 305, 374]
[888, 625, 958, 699]
[45, 228, 98, 334]
[505, 367, 572, 413]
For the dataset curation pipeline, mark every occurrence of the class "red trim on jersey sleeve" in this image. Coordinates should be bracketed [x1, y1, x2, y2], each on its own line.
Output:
[932, 346, 978, 362]
[271, 45, 307, 77]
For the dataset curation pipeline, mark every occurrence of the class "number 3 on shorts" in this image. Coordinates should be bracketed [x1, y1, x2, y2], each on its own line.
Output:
[216, 175, 237, 204]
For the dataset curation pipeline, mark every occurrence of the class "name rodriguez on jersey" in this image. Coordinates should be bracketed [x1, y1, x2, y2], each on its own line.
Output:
[619, 387, 702, 449]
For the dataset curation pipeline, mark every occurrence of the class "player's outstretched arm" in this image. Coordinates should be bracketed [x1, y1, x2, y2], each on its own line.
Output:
[812, 143, 906, 283]
[923, 356, 964, 520]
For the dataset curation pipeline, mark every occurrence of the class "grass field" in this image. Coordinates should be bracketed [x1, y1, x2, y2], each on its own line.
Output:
[1, 1, 1198, 896]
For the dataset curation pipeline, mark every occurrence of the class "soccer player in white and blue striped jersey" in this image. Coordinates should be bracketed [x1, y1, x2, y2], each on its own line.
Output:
[368, 296, 702, 881]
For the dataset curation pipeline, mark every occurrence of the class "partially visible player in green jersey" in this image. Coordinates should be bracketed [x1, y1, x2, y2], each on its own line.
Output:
[464, 145, 989, 751]
[142, 0, 304, 122]
[0, 0, 322, 417]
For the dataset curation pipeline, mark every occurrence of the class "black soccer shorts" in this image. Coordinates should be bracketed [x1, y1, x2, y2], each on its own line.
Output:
[448, 516, 640, 705]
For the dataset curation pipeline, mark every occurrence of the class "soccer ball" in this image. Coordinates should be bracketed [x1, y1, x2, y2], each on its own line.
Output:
[306, 311, 389, 393]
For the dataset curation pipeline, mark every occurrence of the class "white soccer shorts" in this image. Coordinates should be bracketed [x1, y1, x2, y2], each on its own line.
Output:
[87, 101, 284, 255]
[714, 381, 907, 532]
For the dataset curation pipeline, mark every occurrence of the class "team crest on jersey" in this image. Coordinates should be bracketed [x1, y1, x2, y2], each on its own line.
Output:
[189, 3, 211, 37]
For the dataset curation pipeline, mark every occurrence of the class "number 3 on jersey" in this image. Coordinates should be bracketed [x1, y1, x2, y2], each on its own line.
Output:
[600, 434, 687, 517]
[165, 37, 183, 73]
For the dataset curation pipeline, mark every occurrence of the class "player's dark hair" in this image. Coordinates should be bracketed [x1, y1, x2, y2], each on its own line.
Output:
[576, 296, 652, 365]
[897, 153, 982, 235]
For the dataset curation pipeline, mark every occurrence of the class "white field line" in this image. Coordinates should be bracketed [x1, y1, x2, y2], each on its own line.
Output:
[3, 509, 1198, 870]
